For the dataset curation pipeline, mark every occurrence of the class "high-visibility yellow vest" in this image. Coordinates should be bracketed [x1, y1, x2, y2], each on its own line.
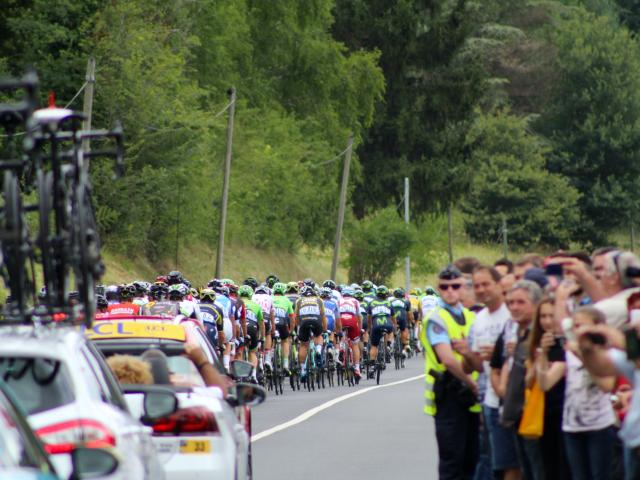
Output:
[421, 306, 480, 416]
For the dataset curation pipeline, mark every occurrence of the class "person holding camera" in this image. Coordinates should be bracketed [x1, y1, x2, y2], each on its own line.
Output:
[421, 265, 480, 480]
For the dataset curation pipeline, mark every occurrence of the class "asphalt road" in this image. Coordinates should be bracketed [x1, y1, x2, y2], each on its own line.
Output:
[252, 355, 438, 480]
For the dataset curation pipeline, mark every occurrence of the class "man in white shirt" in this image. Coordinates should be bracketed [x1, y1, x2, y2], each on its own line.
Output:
[470, 266, 520, 480]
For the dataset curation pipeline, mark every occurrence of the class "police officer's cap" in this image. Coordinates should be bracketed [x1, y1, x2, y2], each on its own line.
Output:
[438, 265, 462, 280]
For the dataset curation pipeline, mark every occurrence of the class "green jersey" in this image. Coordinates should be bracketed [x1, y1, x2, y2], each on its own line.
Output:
[244, 299, 264, 325]
[273, 295, 294, 325]
[367, 298, 396, 326]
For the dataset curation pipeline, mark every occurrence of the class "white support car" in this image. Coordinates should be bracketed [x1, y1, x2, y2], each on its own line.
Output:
[0, 324, 167, 480]
[85, 319, 264, 480]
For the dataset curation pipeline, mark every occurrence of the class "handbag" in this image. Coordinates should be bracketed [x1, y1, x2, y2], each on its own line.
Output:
[518, 379, 545, 439]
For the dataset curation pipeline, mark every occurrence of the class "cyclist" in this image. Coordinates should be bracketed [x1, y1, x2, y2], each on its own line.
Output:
[354, 288, 370, 345]
[392, 287, 413, 356]
[323, 279, 342, 302]
[362, 280, 376, 305]
[105, 285, 120, 305]
[107, 284, 141, 315]
[131, 281, 150, 306]
[320, 287, 340, 362]
[367, 285, 397, 376]
[338, 286, 363, 378]
[421, 285, 440, 321]
[167, 284, 201, 321]
[166, 270, 184, 286]
[265, 274, 279, 289]
[238, 285, 264, 382]
[142, 283, 179, 316]
[295, 285, 327, 382]
[285, 282, 300, 306]
[95, 294, 109, 318]
[272, 282, 295, 374]
[254, 284, 276, 371]
[199, 288, 225, 362]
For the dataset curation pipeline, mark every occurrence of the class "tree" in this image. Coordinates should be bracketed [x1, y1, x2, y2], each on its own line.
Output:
[346, 206, 416, 284]
[537, 8, 640, 245]
[463, 110, 580, 248]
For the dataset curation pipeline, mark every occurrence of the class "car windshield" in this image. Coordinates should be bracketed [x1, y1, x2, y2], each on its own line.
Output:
[0, 357, 74, 415]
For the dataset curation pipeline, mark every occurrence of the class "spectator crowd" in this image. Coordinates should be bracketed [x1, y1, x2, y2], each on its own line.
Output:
[422, 250, 640, 480]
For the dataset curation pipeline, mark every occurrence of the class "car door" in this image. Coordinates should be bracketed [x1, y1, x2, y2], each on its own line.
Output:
[81, 343, 163, 480]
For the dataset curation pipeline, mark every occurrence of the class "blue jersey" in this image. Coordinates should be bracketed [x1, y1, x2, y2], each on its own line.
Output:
[323, 298, 340, 331]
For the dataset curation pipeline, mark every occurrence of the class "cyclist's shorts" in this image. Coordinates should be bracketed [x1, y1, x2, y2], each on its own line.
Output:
[371, 323, 392, 347]
[274, 316, 290, 328]
[361, 315, 368, 331]
[247, 322, 259, 351]
[223, 317, 233, 341]
[203, 322, 218, 347]
[340, 315, 360, 341]
[327, 316, 335, 332]
[275, 323, 290, 340]
[264, 318, 271, 334]
[397, 316, 408, 332]
[298, 319, 322, 342]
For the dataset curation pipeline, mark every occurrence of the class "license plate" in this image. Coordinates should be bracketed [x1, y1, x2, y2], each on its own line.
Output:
[179, 439, 211, 454]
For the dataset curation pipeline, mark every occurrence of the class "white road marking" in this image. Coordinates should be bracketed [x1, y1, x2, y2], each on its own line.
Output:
[251, 373, 424, 442]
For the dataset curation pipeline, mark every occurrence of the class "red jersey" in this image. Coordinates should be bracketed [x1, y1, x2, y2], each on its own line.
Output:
[107, 303, 141, 316]
[339, 297, 360, 320]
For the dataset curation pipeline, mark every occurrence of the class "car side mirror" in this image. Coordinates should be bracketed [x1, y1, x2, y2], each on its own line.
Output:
[233, 382, 266, 407]
[230, 360, 253, 379]
[69, 447, 119, 479]
[121, 384, 179, 424]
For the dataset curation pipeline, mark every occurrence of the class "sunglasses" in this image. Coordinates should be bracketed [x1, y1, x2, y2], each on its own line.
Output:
[439, 283, 462, 291]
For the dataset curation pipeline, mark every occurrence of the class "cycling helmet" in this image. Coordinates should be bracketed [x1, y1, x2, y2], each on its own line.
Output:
[106, 285, 119, 302]
[376, 285, 389, 299]
[286, 282, 299, 294]
[300, 285, 316, 297]
[228, 283, 239, 295]
[38, 286, 47, 300]
[303, 278, 315, 288]
[320, 287, 332, 298]
[218, 285, 230, 297]
[425, 285, 438, 296]
[168, 284, 188, 299]
[238, 285, 254, 298]
[255, 284, 270, 295]
[183, 279, 192, 289]
[208, 278, 222, 290]
[95, 285, 106, 296]
[220, 278, 234, 286]
[323, 279, 336, 290]
[167, 271, 184, 285]
[190, 288, 200, 299]
[354, 290, 364, 301]
[342, 286, 354, 297]
[243, 277, 258, 290]
[132, 280, 149, 295]
[265, 274, 279, 288]
[362, 280, 374, 292]
[155, 275, 167, 284]
[149, 283, 168, 300]
[200, 288, 217, 303]
[68, 291, 80, 301]
[273, 282, 286, 295]
[119, 284, 136, 300]
[96, 295, 108, 310]
[393, 287, 405, 299]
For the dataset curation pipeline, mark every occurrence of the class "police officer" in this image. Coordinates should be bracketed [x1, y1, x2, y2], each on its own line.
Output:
[421, 265, 480, 480]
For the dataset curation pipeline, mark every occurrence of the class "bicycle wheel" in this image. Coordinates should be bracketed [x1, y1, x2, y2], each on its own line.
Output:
[394, 335, 401, 370]
[37, 170, 54, 307]
[376, 346, 384, 385]
[344, 346, 352, 387]
[2, 171, 31, 314]
[73, 184, 101, 324]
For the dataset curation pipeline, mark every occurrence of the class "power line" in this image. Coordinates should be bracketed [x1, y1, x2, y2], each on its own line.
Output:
[308, 143, 352, 168]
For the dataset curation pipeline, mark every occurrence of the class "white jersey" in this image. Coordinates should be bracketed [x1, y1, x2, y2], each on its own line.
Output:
[421, 295, 440, 319]
[253, 293, 274, 319]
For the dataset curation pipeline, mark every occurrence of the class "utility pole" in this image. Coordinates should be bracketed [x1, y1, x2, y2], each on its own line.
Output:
[81, 58, 95, 152]
[447, 204, 453, 264]
[404, 177, 410, 293]
[502, 216, 508, 259]
[330, 136, 354, 282]
[215, 87, 236, 278]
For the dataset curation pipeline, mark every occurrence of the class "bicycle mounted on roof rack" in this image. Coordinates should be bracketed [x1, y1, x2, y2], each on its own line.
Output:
[0, 70, 124, 327]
